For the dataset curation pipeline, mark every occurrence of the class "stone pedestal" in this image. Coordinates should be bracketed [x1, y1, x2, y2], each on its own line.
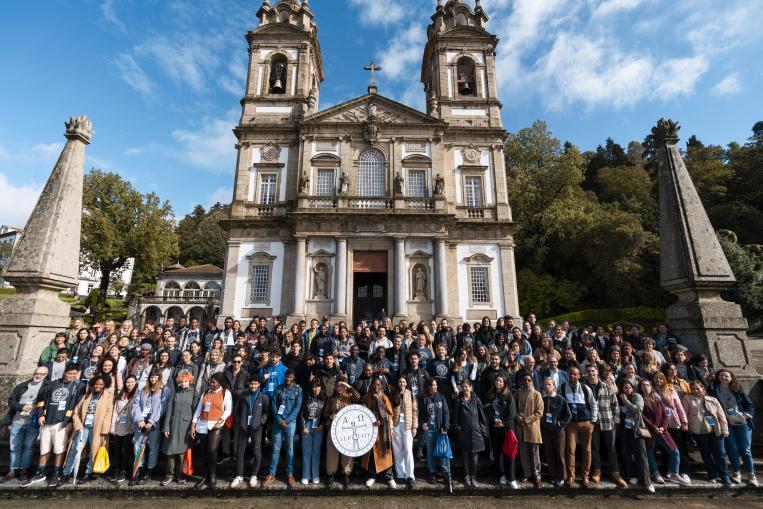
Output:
[0, 115, 92, 418]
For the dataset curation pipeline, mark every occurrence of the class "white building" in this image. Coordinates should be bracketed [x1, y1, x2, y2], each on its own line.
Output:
[75, 258, 135, 298]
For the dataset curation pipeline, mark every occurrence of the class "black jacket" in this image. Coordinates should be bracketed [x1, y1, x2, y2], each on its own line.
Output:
[542, 393, 573, 431]
[298, 395, 326, 431]
[3, 379, 50, 426]
[418, 391, 449, 432]
[224, 367, 249, 401]
[235, 391, 269, 432]
[452, 394, 487, 452]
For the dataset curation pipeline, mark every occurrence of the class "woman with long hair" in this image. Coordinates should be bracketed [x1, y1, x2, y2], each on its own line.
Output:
[652, 371, 691, 479]
[196, 348, 225, 395]
[452, 379, 487, 488]
[683, 381, 731, 485]
[663, 363, 691, 397]
[616, 380, 652, 492]
[130, 368, 164, 485]
[111, 374, 137, 483]
[712, 369, 758, 486]
[191, 372, 232, 489]
[161, 371, 196, 486]
[639, 379, 690, 486]
[299, 379, 326, 485]
[64, 375, 114, 483]
[390, 376, 418, 488]
[638, 351, 659, 380]
[361, 378, 395, 489]
[450, 348, 476, 401]
[96, 356, 121, 395]
[487, 374, 518, 488]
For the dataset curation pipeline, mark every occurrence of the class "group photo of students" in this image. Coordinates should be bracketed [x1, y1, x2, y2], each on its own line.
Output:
[3, 313, 757, 493]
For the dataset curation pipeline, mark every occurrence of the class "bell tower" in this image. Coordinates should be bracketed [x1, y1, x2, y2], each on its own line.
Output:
[241, 0, 325, 125]
[421, 0, 502, 128]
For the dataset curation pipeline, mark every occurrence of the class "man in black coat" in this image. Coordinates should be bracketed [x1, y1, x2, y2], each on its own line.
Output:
[231, 375, 269, 488]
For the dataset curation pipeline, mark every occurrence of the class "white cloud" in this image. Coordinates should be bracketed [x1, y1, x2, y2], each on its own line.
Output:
[171, 112, 237, 172]
[347, 0, 407, 26]
[712, 73, 742, 96]
[592, 0, 646, 19]
[31, 142, 64, 160]
[136, 36, 223, 93]
[685, 2, 763, 56]
[377, 23, 426, 80]
[0, 173, 42, 228]
[207, 186, 233, 207]
[125, 147, 146, 156]
[653, 56, 709, 97]
[113, 53, 157, 97]
[101, 0, 126, 33]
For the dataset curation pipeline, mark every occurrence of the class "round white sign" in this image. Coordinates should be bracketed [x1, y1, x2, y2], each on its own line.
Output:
[330, 404, 378, 458]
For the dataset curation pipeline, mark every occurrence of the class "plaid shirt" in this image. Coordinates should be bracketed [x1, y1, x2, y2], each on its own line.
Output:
[587, 381, 619, 431]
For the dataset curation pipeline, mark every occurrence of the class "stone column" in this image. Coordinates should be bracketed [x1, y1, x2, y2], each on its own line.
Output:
[0, 116, 92, 413]
[218, 239, 241, 325]
[292, 236, 307, 318]
[334, 237, 348, 318]
[654, 118, 759, 388]
[435, 239, 449, 318]
[393, 237, 407, 320]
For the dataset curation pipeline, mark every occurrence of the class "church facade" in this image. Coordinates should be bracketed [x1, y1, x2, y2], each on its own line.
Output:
[219, 0, 519, 326]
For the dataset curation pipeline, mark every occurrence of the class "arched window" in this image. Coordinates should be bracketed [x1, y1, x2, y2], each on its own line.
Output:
[183, 281, 201, 299]
[455, 12, 468, 26]
[163, 281, 181, 299]
[456, 57, 476, 96]
[358, 149, 385, 197]
[269, 54, 287, 94]
[202, 281, 221, 298]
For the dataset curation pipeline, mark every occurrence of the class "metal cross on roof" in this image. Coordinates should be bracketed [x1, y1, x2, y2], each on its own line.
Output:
[364, 60, 382, 93]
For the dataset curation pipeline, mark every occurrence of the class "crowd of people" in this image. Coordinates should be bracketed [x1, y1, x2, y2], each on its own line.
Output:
[3, 313, 758, 493]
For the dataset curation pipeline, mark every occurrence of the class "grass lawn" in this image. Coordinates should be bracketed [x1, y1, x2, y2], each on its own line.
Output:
[540, 306, 668, 333]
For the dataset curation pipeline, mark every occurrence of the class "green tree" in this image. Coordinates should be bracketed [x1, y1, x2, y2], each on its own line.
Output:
[683, 135, 731, 210]
[516, 269, 584, 317]
[718, 231, 763, 331]
[81, 169, 177, 317]
[176, 203, 229, 267]
[596, 165, 658, 231]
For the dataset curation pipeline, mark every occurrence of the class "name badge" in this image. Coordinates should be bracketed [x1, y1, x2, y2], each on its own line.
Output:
[312, 419, 319, 428]
[277, 404, 285, 416]
[247, 415, 252, 426]
[706, 415, 717, 426]
[399, 413, 405, 424]
[664, 407, 672, 417]
[545, 413, 553, 423]
[268, 382, 275, 392]
[624, 418, 634, 429]
[85, 414, 94, 427]
[319, 349, 324, 357]
[204, 402, 211, 413]
[349, 376, 356, 385]
[119, 415, 127, 424]
[411, 386, 417, 397]
[57, 401, 67, 411]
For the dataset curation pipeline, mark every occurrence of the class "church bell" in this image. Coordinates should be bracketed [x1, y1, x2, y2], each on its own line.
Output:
[457, 74, 471, 95]
[271, 78, 285, 93]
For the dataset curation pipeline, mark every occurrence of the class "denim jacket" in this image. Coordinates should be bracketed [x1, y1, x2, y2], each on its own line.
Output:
[272, 383, 302, 425]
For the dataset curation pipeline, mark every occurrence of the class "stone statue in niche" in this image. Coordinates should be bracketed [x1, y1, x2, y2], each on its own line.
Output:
[394, 172, 404, 196]
[298, 171, 310, 194]
[338, 172, 350, 195]
[427, 89, 439, 118]
[434, 174, 445, 196]
[414, 266, 427, 299]
[313, 264, 327, 299]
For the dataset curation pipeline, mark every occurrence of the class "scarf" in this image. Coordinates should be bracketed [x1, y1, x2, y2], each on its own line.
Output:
[372, 394, 392, 454]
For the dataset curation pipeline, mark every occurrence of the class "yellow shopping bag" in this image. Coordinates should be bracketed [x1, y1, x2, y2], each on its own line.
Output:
[93, 446, 110, 474]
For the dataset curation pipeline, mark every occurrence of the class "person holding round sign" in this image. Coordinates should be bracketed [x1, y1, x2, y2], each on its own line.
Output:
[361, 378, 396, 488]
[324, 377, 361, 489]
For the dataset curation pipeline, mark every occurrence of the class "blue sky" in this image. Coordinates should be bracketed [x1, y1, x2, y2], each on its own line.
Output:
[1, 0, 762, 228]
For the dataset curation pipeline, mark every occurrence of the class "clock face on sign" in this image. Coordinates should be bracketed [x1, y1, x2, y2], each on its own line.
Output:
[330, 404, 378, 458]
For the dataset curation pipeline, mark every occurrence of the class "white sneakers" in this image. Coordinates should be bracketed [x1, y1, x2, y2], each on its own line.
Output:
[249, 476, 259, 488]
[668, 473, 691, 486]
[628, 478, 638, 485]
[366, 478, 376, 487]
[301, 478, 309, 485]
[731, 471, 742, 484]
[499, 475, 508, 486]
[388, 479, 397, 489]
[646, 484, 655, 493]
[230, 476, 243, 488]
[652, 473, 665, 484]
[510, 480, 520, 490]
[748, 473, 759, 487]
[313, 478, 321, 485]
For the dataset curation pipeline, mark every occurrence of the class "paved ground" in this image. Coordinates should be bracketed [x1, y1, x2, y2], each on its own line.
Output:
[5, 496, 763, 509]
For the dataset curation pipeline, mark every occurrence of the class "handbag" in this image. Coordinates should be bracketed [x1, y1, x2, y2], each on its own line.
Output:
[433, 433, 453, 460]
[225, 413, 234, 429]
[93, 446, 110, 474]
[637, 426, 651, 439]
[182, 448, 194, 477]
[501, 429, 519, 459]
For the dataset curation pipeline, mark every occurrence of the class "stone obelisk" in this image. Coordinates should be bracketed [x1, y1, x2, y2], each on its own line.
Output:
[0, 115, 93, 407]
[655, 118, 759, 388]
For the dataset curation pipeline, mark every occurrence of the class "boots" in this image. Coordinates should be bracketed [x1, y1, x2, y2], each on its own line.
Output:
[612, 472, 627, 488]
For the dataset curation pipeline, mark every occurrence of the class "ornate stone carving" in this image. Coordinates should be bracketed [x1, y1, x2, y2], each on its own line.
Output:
[427, 89, 439, 118]
[261, 142, 281, 161]
[393, 172, 404, 196]
[334, 103, 401, 124]
[414, 266, 428, 299]
[434, 174, 445, 196]
[64, 115, 94, 144]
[313, 263, 327, 299]
[463, 145, 480, 164]
[338, 172, 350, 195]
[363, 105, 380, 144]
[651, 118, 680, 146]
[298, 171, 310, 194]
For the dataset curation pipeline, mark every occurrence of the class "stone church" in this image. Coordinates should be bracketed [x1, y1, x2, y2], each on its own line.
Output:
[219, 0, 520, 326]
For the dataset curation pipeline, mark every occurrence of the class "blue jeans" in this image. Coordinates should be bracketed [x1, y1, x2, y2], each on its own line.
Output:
[9, 421, 37, 470]
[725, 423, 754, 474]
[425, 430, 450, 475]
[63, 428, 94, 476]
[695, 433, 730, 481]
[647, 434, 680, 475]
[135, 428, 162, 470]
[269, 421, 296, 475]
[301, 427, 324, 480]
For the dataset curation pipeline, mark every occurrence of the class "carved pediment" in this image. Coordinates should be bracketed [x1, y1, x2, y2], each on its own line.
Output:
[303, 94, 446, 127]
[463, 253, 494, 264]
[307, 248, 335, 258]
[406, 249, 432, 259]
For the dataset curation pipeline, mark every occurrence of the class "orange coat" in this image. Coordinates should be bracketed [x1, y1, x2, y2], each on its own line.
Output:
[361, 392, 394, 473]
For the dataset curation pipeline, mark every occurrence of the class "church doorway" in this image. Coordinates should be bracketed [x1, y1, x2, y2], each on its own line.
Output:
[352, 250, 388, 325]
